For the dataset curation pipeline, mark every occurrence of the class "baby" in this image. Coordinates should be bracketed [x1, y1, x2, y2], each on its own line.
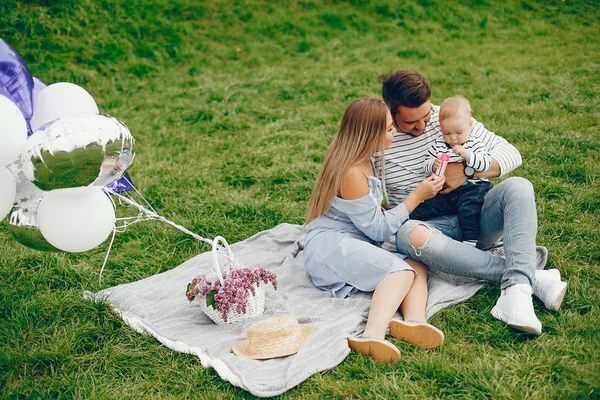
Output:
[410, 95, 492, 243]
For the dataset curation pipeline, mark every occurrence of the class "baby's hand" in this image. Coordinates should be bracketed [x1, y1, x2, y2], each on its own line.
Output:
[452, 145, 470, 162]
[432, 158, 441, 174]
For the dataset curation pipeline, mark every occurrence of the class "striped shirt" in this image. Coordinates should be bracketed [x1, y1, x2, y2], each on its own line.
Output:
[424, 133, 492, 180]
[373, 105, 522, 206]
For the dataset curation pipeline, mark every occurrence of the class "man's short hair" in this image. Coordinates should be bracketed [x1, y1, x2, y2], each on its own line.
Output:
[380, 70, 431, 114]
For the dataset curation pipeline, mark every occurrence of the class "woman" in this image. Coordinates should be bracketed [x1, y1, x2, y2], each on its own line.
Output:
[304, 98, 445, 363]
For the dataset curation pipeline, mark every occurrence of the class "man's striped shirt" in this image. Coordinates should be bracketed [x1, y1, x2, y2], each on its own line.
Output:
[373, 106, 522, 206]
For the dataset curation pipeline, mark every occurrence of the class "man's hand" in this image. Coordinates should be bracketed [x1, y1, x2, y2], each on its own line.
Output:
[451, 145, 470, 163]
[440, 162, 467, 194]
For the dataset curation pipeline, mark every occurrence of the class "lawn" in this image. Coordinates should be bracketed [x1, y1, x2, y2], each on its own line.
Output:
[1, 0, 599, 398]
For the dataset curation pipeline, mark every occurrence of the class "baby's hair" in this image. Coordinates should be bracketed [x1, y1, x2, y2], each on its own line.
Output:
[439, 95, 472, 121]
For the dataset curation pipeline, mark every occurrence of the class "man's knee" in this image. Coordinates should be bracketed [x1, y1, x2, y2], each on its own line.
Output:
[409, 224, 431, 248]
[503, 176, 534, 198]
[396, 220, 420, 254]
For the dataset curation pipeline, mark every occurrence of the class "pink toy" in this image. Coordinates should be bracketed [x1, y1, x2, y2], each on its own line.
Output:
[434, 153, 451, 179]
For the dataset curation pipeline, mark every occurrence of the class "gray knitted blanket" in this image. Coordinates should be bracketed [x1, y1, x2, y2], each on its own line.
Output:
[87, 223, 546, 398]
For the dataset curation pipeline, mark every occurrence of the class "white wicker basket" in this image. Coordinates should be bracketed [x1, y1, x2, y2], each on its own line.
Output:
[198, 236, 265, 324]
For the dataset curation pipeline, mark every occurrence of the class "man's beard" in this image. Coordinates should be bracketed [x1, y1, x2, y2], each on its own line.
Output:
[402, 130, 420, 138]
[395, 121, 428, 138]
[398, 127, 425, 138]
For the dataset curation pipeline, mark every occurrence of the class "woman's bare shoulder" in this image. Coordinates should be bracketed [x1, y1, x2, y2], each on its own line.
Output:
[339, 167, 369, 200]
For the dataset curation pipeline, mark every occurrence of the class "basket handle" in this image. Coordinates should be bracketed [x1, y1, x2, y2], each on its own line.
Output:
[211, 236, 243, 284]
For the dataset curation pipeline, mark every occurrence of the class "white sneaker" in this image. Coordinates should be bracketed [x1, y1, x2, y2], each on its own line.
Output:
[491, 284, 542, 335]
[534, 269, 567, 312]
[536, 268, 561, 281]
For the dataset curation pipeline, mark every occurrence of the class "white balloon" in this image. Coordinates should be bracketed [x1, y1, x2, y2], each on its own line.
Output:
[0, 166, 17, 220]
[37, 186, 115, 252]
[0, 94, 27, 166]
[30, 82, 99, 132]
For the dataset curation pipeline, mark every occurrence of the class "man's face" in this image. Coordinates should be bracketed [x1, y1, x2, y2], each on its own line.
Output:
[394, 100, 432, 137]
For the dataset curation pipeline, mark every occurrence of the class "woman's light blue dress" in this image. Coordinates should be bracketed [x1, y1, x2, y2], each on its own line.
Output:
[304, 171, 413, 298]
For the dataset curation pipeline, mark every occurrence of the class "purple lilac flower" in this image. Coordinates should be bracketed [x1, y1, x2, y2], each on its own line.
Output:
[186, 274, 212, 301]
[186, 266, 277, 322]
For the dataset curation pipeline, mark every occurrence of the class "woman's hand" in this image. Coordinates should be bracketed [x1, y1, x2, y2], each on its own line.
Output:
[414, 175, 445, 201]
[402, 175, 445, 215]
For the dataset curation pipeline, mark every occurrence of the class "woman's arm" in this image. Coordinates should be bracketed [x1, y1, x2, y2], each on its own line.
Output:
[340, 167, 409, 242]
[340, 169, 444, 242]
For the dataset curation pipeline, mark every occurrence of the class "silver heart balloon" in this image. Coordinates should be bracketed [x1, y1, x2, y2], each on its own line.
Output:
[22, 113, 135, 191]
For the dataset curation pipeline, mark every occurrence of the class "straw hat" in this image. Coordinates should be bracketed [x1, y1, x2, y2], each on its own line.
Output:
[232, 315, 316, 360]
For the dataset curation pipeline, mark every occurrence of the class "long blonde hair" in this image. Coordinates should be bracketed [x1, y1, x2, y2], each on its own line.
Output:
[305, 98, 388, 224]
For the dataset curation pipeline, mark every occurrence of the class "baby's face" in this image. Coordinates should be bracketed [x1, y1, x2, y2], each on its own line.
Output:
[440, 116, 472, 146]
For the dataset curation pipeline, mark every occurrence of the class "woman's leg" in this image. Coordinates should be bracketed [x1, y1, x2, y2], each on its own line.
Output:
[391, 258, 444, 349]
[399, 258, 428, 322]
[362, 270, 415, 339]
[349, 269, 415, 363]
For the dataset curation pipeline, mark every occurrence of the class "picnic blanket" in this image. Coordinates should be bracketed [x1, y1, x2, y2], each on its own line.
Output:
[86, 223, 547, 398]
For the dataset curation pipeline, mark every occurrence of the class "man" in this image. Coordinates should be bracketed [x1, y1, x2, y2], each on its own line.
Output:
[373, 69, 567, 335]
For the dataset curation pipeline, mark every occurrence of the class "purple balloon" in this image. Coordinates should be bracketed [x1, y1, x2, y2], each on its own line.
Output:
[106, 172, 135, 193]
[32, 76, 47, 98]
[0, 38, 34, 135]
[0, 85, 10, 99]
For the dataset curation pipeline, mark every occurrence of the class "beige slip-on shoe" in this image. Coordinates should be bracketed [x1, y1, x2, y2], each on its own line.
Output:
[347, 337, 401, 364]
[388, 319, 445, 349]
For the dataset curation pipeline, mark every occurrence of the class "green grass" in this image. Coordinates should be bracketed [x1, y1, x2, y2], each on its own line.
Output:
[1, 0, 599, 398]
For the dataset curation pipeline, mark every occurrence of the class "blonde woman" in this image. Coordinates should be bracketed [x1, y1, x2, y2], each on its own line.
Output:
[304, 98, 446, 363]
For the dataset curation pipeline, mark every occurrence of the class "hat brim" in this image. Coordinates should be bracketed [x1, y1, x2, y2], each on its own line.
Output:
[232, 323, 316, 360]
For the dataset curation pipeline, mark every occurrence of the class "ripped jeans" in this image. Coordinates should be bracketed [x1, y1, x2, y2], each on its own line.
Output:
[396, 177, 537, 289]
